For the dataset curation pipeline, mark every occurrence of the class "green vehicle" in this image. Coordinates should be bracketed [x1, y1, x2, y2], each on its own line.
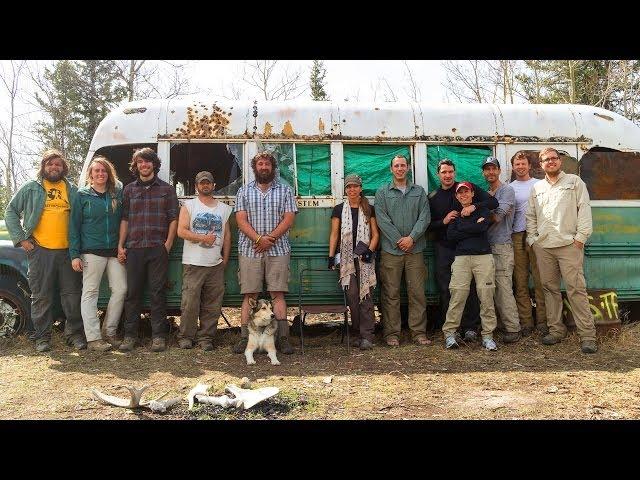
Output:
[3, 99, 638, 336]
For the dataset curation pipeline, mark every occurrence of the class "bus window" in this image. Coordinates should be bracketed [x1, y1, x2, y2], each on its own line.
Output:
[343, 144, 412, 196]
[427, 145, 492, 192]
[509, 149, 577, 181]
[93, 144, 157, 187]
[579, 147, 640, 200]
[261, 143, 295, 191]
[295, 144, 331, 196]
[169, 143, 242, 196]
[260, 143, 331, 196]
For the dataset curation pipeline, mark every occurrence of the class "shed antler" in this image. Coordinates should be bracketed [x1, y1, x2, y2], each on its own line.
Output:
[92, 385, 150, 409]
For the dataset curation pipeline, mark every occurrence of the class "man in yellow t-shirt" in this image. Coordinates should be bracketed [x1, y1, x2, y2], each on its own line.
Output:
[4, 149, 85, 353]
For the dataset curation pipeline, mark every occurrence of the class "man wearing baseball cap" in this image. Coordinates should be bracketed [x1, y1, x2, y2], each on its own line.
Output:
[442, 181, 498, 351]
[427, 158, 499, 342]
[176, 171, 233, 351]
[482, 157, 522, 343]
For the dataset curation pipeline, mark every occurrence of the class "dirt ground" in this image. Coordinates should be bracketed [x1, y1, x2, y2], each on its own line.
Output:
[1, 309, 639, 420]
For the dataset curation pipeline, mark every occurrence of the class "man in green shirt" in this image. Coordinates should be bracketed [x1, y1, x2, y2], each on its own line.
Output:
[374, 155, 431, 347]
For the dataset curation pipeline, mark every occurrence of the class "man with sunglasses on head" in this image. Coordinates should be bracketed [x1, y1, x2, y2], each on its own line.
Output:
[526, 147, 597, 354]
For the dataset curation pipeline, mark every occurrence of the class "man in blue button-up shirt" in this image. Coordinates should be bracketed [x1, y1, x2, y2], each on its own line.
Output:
[233, 152, 298, 355]
[374, 155, 431, 347]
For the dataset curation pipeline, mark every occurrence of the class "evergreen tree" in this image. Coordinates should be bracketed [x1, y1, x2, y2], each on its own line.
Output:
[34, 60, 126, 182]
[310, 60, 329, 101]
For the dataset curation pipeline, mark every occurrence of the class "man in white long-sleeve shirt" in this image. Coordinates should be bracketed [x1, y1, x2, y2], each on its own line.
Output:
[526, 147, 597, 354]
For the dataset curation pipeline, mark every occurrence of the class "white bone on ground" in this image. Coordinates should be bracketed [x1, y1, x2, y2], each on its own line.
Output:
[187, 383, 210, 410]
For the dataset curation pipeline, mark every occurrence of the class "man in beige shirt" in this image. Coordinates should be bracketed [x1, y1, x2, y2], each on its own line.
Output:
[526, 147, 597, 354]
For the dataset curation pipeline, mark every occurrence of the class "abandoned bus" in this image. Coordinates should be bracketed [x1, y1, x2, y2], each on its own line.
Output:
[79, 99, 640, 314]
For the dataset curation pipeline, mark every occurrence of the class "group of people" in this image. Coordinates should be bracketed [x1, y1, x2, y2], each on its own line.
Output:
[5, 145, 597, 356]
[4, 148, 298, 356]
[333, 149, 597, 354]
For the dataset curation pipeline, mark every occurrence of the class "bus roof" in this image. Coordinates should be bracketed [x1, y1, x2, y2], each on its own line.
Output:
[87, 99, 640, 155]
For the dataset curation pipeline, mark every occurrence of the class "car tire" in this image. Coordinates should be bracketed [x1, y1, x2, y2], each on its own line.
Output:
[0, 275, 31, 338]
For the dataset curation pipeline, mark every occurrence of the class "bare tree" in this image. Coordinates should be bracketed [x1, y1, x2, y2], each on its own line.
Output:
[442, 60, 502, 103]
[241, 61, 306, 100]
[0, 60, 27, 198]
[402, 61, 421, 102]
[370, 77, 398, 102]
[344, 87, 360, 102]
[113, 60, 194, 101]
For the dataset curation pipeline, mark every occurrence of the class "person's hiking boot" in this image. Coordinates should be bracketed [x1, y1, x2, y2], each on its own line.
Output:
[67, 335, 87, 350]
[502, 331, 521, 344]
[88, 339, 112, 352]
[536, 324, 550, 336]
[581, 340, 598, 354]
[119, 337, 136, 352]
[359, 338, 374, 350]
[233, 336, 248, 354]
[541, 334, 563, 346]
[199, 341, 215, 351]
[520, 326, 534, 337]
[482, 337, 498, 351]
[350, 337, 362, 348]
[445, 335, 459, 349]
[104, 335, 121, 349]
[385, 336, 400, 347]
[178, 338, 194, 349]
[463, 330, 478, 342]
[276, 319, 294, 354]
[35, 340, 51, 353]
[277, 336, 295, 355]
[150, 337, 167, 352]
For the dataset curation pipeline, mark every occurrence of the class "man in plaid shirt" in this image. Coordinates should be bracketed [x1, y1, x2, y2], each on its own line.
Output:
[117, 148, 179, 353]
[233, 152, 298, 355]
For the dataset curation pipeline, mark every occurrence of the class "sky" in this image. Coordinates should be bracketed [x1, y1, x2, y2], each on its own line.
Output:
[0, 60, 447, 186]
[187, 60, 446, 102]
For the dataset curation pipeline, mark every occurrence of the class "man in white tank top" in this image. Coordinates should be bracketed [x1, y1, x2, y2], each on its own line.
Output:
[176, 171, 232, 350]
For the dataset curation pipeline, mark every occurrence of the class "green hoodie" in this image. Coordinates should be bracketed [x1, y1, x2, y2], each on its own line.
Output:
[68, 184, 123, 260]
[4, 177, 78, 248]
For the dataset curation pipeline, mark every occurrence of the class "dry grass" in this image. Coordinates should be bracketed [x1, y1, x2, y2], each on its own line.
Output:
[1, 309, 639, 420]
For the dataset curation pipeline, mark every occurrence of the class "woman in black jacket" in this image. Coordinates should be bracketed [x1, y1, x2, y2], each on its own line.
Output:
[441, 182, 498, 351]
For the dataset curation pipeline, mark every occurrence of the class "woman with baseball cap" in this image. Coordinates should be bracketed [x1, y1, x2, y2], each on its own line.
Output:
[328, 174, 379, 350]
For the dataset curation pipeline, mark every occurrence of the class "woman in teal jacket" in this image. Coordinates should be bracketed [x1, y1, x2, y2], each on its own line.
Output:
[69, 157, 126, 351]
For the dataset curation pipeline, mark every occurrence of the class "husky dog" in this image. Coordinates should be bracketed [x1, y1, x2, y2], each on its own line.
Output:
[245, 298, 280, 365]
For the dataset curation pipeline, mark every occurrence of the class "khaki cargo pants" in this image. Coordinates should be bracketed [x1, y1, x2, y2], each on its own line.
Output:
[491, 243, 521, 333]
[442, 254, 497, 338]
[512, 231, 547, 329]
[379, 251, 427, 340]
[179, 263, 225, 343]
[532, 243, 596, 342]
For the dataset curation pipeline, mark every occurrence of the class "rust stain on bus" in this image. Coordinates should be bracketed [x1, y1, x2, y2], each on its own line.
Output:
[163, 103, 232, 139]
[160, 119, 593, 144]
[282, 121, 295, 137]
[290, 227, 313, 239]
